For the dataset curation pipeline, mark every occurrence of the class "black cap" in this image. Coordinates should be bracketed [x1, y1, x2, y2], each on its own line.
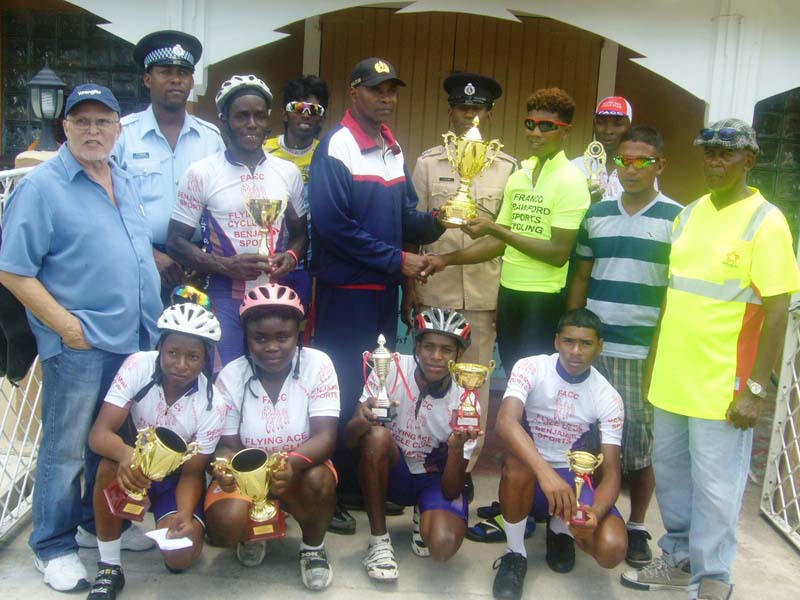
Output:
[349, 57, 406, 88]
[133, 30, 203, 72]
[443, 72, 502, 107]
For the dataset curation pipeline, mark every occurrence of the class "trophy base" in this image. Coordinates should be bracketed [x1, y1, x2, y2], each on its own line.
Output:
[441, 215, 468, 226]
[450, 409, 481, 433]
[571, 506, 588, 525]
[104, 479, 150, 522]
[248, 504, 287, 542]
[372, 405, 397, 424]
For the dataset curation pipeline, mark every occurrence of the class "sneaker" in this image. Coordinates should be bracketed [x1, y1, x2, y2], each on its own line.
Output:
[698, 577, 733, 600]
[362, 540, 398, 582]
[411, 505, 429, 557]
[33, 553, 90, 592]
[626, 528, 653, 567]
[545, 521, 575, 573]
[620, 556, 691, 591]
[327, 504, 356, 535]
[87, 562, 125, 599]
[464, 473, 475, 503]
[299, 547, 333, 591]
[492, 551, 528, 600]
[236, 541, 267, 567]
[76, 524, 155, 551]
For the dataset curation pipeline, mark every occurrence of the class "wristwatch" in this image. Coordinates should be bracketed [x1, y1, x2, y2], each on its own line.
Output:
[746, 378, 767, 399]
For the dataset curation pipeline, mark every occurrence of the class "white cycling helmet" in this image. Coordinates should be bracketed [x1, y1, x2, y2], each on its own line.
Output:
[215, 74, 273, 115]
[157, 303, 222, 343]
[413, 307, 471, 349]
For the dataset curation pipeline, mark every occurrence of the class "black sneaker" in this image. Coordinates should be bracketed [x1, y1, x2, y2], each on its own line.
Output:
[327, 503, 356, 535]
[626, 529, 653, 567]
[87, 563, 125, 599]
[545, 521, 575, 573]
[492, 552, 527, 600]
[464, 473, 475, 503]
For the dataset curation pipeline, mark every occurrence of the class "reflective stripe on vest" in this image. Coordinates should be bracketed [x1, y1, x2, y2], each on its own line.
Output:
[671, 199, 700, 243]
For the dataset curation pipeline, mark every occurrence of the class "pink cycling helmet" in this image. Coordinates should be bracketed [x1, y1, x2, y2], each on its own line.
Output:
[240, 284, 305, 319]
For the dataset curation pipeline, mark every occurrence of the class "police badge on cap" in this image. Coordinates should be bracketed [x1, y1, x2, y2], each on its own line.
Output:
[444, 72, 502, 107]
[133, 30, 203, 72]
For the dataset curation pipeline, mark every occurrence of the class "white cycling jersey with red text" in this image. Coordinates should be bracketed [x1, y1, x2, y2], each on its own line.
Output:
[359, 354, 477, 474]
[104, 351, 226, 455]
[504, 353, 624, 469]
[217, 348, 340, 454]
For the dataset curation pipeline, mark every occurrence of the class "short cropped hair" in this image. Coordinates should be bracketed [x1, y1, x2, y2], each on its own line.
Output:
[556, 308, 603, 338]
[620, 125, 665, 155]
[526, 87, 576, 124]
[283, 75, 330, 109]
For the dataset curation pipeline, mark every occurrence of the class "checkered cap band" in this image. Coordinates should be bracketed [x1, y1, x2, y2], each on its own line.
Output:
[143, 46, 195, 69]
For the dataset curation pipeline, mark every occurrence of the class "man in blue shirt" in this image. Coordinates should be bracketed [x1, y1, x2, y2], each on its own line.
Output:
[113, 30, 224, 296]
[0, 84, 161, 593]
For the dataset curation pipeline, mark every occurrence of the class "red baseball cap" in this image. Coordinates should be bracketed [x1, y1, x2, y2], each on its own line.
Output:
[595, 96, 633, 121]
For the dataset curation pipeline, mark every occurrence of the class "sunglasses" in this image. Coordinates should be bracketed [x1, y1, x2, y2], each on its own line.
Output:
[523, 118, 568, 132]
[698, 127, 742, 143]
[613, 155, 660, 169]
[170, 285, 214, 312]
[285, 101, 325, 117]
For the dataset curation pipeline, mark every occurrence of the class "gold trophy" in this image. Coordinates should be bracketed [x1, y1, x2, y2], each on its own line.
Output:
[104, 427, 200, 521]
[448, 360, 495, 433]
[244, 197, 287, 255]
[566, 450, 604, 524]
[363, 334, 399, 423]
[212, 448, 288, 541]
[583, 141, 607, 196]
[440, 116, 503, 225]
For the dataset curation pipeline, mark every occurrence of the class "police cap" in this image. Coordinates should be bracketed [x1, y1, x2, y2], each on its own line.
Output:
[444, 72, 502, 107]
[133, 30, 202, 72]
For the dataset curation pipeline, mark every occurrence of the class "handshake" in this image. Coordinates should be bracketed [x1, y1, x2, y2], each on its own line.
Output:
[402, 252, 446, 283]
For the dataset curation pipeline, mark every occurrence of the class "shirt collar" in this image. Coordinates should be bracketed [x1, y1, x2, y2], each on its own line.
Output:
[138, 105, 197, 139]
[58, 143, 123, 182]
[224, 148, 267, 168]
[341, 110, 400, 155]
[555, 358, 591, 384]
[522, 149, 567, 173]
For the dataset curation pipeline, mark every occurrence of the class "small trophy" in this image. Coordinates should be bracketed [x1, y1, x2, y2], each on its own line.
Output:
[363, 334, 398, 423]
[448, 359, 495, 433]
[104, 427, 200, 521]
[566, 450, 604, 524]
[212, 448, 287, 541]
[583, 141, 607, 196]
[440, 116, 503, 225]
[244, 197, 287, 255]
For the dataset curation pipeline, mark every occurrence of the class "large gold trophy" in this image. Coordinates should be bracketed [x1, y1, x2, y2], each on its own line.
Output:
[213, 448, 288, 541]
[363, 334, 399, 423]
[104, 427, 200, 521]
[566, 450, 604, 524]
[440, 116, 503, 225]
[448, 360, 495, 433]
[244, 197, 287, 255]
[583, 141, 607, 196]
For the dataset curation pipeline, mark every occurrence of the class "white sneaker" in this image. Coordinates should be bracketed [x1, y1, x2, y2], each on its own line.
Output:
[76, 524, 155, 551]
[33, 553, 90, 592]
[299, 547, 333, 590]
[236, 541, 267, 567]
[411, 505, 429, 558]
[363, 540, 398, 582]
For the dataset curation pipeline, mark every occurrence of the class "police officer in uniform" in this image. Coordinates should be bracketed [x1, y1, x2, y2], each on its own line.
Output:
[114, 30, 224, 301]
[410, 72, 516, 495]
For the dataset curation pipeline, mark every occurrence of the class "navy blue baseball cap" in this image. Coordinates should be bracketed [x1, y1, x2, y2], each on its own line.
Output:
[64, 83, 121, 116]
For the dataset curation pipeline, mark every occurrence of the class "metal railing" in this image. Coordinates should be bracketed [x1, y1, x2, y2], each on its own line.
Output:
[0, 165, 40, 541]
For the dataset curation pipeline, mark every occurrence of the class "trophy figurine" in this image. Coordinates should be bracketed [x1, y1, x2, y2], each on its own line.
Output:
[213, 448, 288, 541]
[440, 116, 503, 225]
[448, 359, 495, 433]
[363, 334, 399, 423]
[566, 450, 604, 524]
[104, 427, 200, 521]
[244, 196, 288, 255]
[583, 140, 607, 196]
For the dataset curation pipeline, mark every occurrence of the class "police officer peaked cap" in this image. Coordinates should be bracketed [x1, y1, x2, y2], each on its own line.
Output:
[134, 30, 203, 72]
[444, 72, 502, 107]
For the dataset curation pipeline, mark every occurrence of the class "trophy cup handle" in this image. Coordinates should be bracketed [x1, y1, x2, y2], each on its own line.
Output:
[483, 140, 504, 171]
[448, 360, 457, 378]
[131, 427, 155, 469]
[180, 441, 201, 465]
[595, 453, 604, 468]
[442, 132, 458, 169]
[487, 359, 496, 376]
[211, 457, 232, 476]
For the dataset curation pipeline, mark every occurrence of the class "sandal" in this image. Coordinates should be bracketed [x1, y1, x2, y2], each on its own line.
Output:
[466, 515, 537, 543]
[476, 501, 502, 520]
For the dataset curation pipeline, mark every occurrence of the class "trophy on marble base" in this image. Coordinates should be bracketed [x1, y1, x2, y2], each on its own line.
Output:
[363, 334, 399, 423]
[448, 360, 495, 433]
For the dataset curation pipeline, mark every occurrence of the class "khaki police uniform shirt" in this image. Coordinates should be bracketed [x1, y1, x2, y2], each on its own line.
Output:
[412, 145, 516, 311]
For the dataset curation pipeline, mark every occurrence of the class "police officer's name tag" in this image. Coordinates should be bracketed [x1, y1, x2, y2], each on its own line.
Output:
[132, 152, 150, 159]
[439, 177, 455, 182]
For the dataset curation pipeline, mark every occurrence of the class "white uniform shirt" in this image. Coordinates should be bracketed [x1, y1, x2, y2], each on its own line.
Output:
[504, 354, 624, 469]
[104, 351, 226, 455]
[359, 354, 477, 474]
[217, 348, 340, 454]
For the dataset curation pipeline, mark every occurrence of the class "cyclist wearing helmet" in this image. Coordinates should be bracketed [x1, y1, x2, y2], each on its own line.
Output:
[86, 303, 226, 599]
[206, 284, 339, 590]
[344, 307, 479, 582]
[166, 75, 308, 368]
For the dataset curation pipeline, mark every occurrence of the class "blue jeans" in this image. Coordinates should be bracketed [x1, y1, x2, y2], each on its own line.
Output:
[653, 407, 752, 592]
[29, 347, 128, 560]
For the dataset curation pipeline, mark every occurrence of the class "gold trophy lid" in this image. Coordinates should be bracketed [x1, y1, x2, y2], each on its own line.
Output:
[371, 334, 393, 361]
[464, 116, 483, 141]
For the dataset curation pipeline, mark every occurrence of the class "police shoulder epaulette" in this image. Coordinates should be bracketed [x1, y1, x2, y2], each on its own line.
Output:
[191, 115, 221, 134]
[418, 145, 446, 159]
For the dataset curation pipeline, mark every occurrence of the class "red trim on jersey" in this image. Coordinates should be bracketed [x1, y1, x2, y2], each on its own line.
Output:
[352, 174, 406, 187]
